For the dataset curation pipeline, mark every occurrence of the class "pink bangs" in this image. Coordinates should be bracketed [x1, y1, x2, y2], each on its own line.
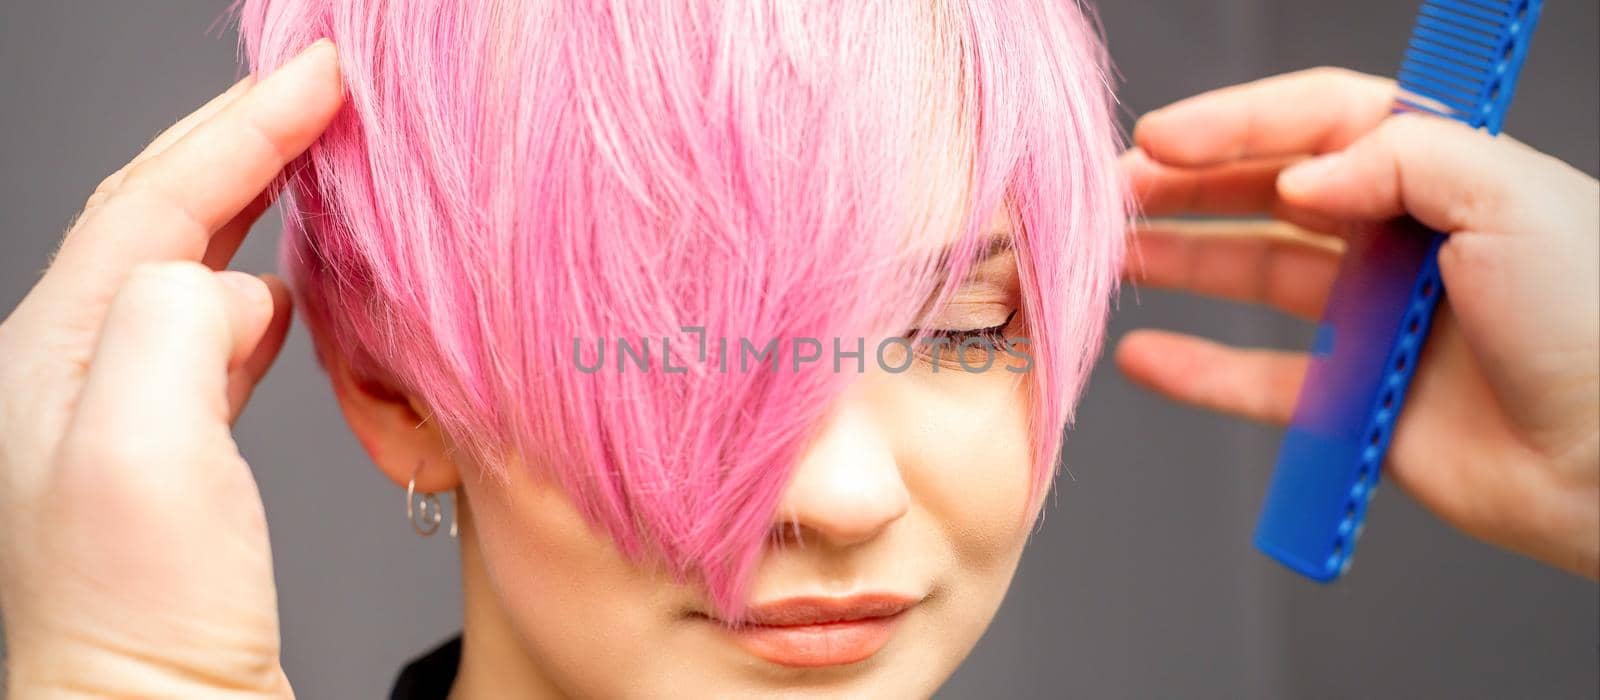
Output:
[237, 0, 1126, 621]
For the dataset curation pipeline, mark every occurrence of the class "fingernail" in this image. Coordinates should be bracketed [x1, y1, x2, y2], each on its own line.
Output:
[218, 271, 273, 316]
[1279, 153, 1343, 196]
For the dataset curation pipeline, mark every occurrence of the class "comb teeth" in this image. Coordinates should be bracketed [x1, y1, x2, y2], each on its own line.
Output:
[1397, 0, 1543, 135]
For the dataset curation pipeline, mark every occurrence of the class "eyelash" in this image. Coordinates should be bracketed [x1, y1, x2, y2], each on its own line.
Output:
[907, 309, 1018, 348]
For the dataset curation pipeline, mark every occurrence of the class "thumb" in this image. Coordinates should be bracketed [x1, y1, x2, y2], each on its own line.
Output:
[227, 273, 295, 425]
[37, 260, 287, 694]
[71, 261, 276, 440]
[1275, 112, 1566, 236]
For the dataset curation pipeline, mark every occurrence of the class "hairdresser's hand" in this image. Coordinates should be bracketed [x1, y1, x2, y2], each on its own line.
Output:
[0, 41, 342, 697]
[1119, 67, 1599, 579]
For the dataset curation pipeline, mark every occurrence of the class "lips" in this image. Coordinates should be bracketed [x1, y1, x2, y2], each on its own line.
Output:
[701, 593, 920, 668]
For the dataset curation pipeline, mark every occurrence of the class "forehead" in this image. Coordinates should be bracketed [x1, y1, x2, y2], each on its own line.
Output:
[905, 196, 1016, 262]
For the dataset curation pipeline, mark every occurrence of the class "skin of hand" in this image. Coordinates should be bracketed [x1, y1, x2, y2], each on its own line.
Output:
[0, 41, 343, 697]
[1118, 67, 1600, 580]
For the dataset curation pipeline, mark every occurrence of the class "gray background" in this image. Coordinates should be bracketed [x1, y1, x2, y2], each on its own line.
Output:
[2, 2, 1595, 698]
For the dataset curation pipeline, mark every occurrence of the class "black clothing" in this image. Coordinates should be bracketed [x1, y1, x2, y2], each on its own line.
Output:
[389, 634, 463, 700]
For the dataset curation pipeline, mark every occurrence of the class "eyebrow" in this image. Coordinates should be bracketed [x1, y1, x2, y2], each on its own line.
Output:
[929, 231, 1015, 281]
[974, 232, 1015, 260]
[908, 231, 1016, 326]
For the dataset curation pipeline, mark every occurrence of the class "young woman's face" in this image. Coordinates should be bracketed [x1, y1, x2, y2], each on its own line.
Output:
[450, 205, 1043, 698]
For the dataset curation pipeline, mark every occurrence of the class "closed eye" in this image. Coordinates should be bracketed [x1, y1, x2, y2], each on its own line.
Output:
[906, 309, 1017, 347]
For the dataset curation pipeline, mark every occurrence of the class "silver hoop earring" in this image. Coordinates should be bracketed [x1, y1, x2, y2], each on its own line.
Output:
[407, 462, 458, 538]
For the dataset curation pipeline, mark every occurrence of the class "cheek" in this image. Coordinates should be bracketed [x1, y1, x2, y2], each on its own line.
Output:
[467, 472, 631, 604]
[457, 468, 696, 693]
[891, 370, 1036, 569]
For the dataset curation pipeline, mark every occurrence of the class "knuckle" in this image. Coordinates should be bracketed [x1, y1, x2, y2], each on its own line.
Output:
[80, 170, 129, 217]
[89, 169, 125, 200]
[1371, 115, 1436, 165]
[78, 192, 108, 219]
[1297, 66, 1396, 108]
[94, 185, 210, 248]
[1382, 116, 1509, 225]
[239, 113, 296, 170]
[121, 260, 214, 304]
[92, 186, 163, 226]
[82, 190, 111, 216]
[1376, 113, 1428, 143]
[114, 155, 160, 191]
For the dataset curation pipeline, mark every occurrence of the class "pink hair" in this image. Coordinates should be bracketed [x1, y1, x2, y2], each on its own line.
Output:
[238, 0, 1127, 621]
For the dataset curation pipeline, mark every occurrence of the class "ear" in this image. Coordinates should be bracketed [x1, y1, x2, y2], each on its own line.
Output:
[326, 352, 462, 493]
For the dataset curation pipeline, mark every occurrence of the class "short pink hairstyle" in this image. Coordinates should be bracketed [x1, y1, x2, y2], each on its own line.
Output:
[238, 0, 1127, 620]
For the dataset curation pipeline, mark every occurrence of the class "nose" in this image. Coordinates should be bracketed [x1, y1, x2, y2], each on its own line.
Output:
[771, 396, 909, 549]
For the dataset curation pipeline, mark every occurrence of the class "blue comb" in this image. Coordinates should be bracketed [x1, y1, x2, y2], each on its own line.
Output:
[1253, 0, 1545, 582]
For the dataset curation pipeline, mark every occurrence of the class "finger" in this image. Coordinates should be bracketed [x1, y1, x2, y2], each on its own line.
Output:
[1115, 329, 1306, 425]
[1124, 147, 1291, 216]
[52, 264, 281, 626]
[1122, 148, 1345, 234]
[136, 76, 257, 160]
[1436, 230, 1600, 444]
[227, 274, 295, 424]
[1276, 112, 1583, 235]
[78, 75, 257, 220]
[45, 39, 342, 301]
[1127, 220, 1344, 320]
[1134, 67, 1396, 168]
[201, 187, 278, 270]
[71, 263, 278, 449]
